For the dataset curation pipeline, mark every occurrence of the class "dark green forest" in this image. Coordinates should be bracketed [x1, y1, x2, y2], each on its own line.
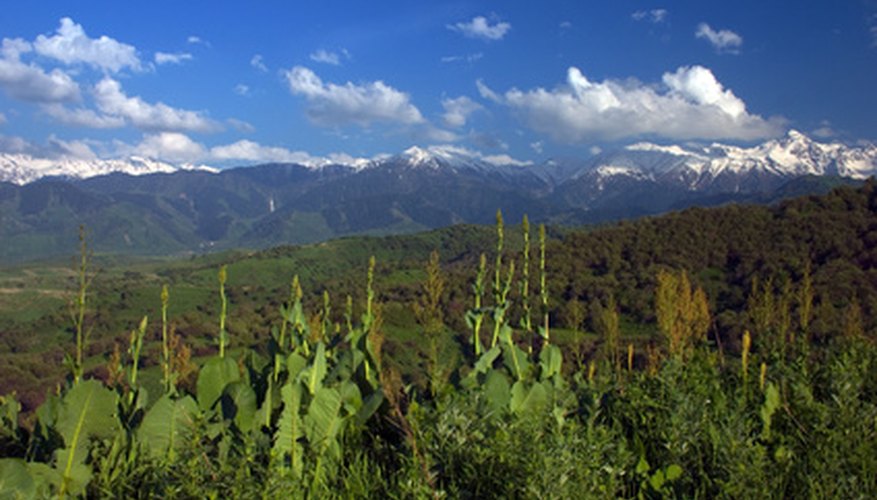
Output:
[1, 182, 876, 497]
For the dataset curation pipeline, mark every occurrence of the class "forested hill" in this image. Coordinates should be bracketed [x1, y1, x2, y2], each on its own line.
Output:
[543, 178, 877, 345]
[2, 180, 876, 410]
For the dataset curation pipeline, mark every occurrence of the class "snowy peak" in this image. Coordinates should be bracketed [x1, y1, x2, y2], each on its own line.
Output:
[394, 145, 531, 173]
[0, 153, 217, 185]
[579, 131, 877, 190]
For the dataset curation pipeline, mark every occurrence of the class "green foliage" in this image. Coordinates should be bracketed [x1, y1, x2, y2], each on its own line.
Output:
[2, 185, 877, 496]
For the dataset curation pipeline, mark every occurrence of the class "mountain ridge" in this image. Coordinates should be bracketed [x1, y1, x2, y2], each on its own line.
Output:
[0, 131, 873, 263]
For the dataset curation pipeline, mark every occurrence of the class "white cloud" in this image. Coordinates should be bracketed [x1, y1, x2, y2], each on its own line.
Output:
[589, 146, 603, 155]
[310, 49, 341, 66]
[441, 96, 482, 127]
[448, 16, 511, 41]
[0, 134, 31, 153]
[493, 65, 782, 143]
[34, 17, 141, 72]
[417, 125, 460, 143]
[154, 52, 193, 65]
[0, 112, 4, 124]
[285, 66, 424, 127]
[250, 54, 267, 72]
[441, 52, 483, 64]
[234, 84, 250, 96]
[476, 79, 502, 103]
[134, 132, 207, 163]
[226, 118, 255, 133]
[632, 9, 668, 24]
[187, 36, 209, 47]
[46, 135, 99, 160]
[41, 103, 125, 128]
[93, 77, 220, 132]
[211, 140, 320, 164]
[530, 141, 543, 154]
[695, 23, 743, 53]
[0, 38, 80, 103]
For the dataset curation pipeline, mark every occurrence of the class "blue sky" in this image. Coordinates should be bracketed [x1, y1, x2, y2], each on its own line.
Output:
[1, 0, 876, 166]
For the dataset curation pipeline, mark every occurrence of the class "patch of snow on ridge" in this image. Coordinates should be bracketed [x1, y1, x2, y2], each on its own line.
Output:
[0, 153, 217, 185]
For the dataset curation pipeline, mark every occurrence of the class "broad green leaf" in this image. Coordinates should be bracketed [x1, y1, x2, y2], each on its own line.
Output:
[503, 344, 531, 381]
[483, 369, 510, 416]
[339, 381, 362, 415]
[0, 459, 35, 499]
[272, 380, 304, 478]
[473, 345, 501, 375]
[35, 394, 60, 440]
[138, 395, 198, 461]
[760, 382, 781, 439]
[497, 324, 513, 344]
[539, 344, 563, 380]
[355, 392, 384, 426]
[196, 357, 240, 411]
[55, 449, 92, 497]
[56, 380, 119, 495]
[304, 387, 343, 459]
[509, 381, 548, 417]
[287, 352, 308, 380]
[222, 382, 258, 432]
[301, 343, 328, 395]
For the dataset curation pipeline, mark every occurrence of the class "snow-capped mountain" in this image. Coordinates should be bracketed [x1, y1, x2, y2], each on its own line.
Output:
[0, 153, 218, 185]
[390, 145, 532, 174]
[580, 130, 877, 192]
[1, 130, 872, 263]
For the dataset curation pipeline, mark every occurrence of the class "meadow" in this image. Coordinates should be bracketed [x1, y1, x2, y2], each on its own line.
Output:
[1, 183, 877, 497]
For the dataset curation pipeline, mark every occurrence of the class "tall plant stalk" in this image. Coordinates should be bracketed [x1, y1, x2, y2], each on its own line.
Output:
[70, 225, 93, 385]
[160, 285, 170, 392]
[520, 215, 532, 333]
[218, 265, 229, 358]
[538, 224, 549, 342]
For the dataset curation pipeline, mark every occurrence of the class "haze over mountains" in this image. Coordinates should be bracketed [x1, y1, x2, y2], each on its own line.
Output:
[1, 130, 873, 263]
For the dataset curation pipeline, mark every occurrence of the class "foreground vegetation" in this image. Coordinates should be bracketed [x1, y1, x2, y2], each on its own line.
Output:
[2, 184, 877, 497]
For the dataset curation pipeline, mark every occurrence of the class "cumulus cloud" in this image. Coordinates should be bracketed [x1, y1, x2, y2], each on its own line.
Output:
[695, 23, 743, 53]
[187, 35, 207, 46]
[41, 103, 125, 128]
[211, 140, 323, 164]
[309, 49, 343, 66]
[448, 16, 511, 41]
[285, 66, 424, 127]
[34, 17, 141, 72]
[490, 65, 782, 143]
[0, 38, 80, 103]
[250, 54, 267, 72]
[93, 77, 220, 132]
[154, 52, 193, 65]
[134, 132, 207, 163]
[441, 96, 482, 127]
[632, 9, 668, 24]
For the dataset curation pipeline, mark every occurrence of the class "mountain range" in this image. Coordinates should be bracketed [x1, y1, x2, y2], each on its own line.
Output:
[0, 130, 872, 263]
